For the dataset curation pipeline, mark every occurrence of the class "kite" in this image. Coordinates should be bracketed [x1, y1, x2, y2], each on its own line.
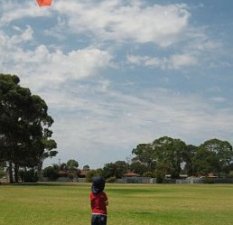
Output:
[36, 0, 53, 7]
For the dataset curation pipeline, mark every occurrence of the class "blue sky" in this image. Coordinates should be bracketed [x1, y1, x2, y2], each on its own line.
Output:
[1, 0, 233, 168]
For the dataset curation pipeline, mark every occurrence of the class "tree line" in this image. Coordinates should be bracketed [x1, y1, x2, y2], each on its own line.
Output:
[43, 136, 233, 183]
[0, 74, 57, 183]
[83, 136, 233, 182]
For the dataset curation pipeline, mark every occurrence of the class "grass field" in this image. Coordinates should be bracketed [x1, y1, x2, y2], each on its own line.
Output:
[0, 183, 233, 225]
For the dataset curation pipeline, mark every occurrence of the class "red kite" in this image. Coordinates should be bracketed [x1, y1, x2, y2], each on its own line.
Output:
[37, 0, 52, 7]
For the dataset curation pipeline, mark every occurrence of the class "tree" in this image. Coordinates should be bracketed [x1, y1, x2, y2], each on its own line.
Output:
[152, 136, 187, 179]
[86, 168, 103, 182]
[192, 148, 219, 175]
[67, 159, 79, 170]
[43, 165, 59, 181]
[0, 74, 57, 183]
[182, 144, 198, 176]
[59, 163, 68, 171]
[83, 165, 90, 171]
[102, 161, 128, 179]
[129, 161, 147, 176]
[0, 162, 6, 179]
[67, 159, 79, 180]
[132, 143, 156, 172]
[193, 139, 233, 176]
[114, 161, 129, 178]
[19, 169, 38, 182]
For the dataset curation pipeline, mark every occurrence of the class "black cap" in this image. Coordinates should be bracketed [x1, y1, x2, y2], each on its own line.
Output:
[92, 176, 105, 194]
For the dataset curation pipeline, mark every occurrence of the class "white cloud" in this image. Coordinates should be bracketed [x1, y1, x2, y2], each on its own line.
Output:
[54, 0, 190, 47]
[11, 25, 34, 44]
[0, 25, 33, 49]
[127, 53, 197, 69]
[169, 54, 197, 69]
[0, 26, 113, 90]
[0, 1, 51, 26]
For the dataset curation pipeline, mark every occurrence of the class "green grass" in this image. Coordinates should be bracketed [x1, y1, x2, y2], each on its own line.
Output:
[0, 183, 233, 225]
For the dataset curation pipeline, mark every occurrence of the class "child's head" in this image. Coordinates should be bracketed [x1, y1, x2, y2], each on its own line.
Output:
[92, 176, 105, 194]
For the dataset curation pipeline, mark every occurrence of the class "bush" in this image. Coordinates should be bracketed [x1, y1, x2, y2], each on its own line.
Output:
[143, 171, 155, 178]
[0, 168, 5, 179]
[155, 170, 165, 183]
[19, 169, 39, 182]
[156, 176, 164, 183]
[106, 176, 116, 183]
[202, 177, 215, 184]
[68, 172, 74, 180]
[43, 166, 59, 181]
[86, 169, 103, 182]
[228, 171, 233, 178]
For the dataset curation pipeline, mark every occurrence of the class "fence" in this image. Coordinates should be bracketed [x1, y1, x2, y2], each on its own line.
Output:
[116, 176, 233, 184]
[176, 177, 233, 184]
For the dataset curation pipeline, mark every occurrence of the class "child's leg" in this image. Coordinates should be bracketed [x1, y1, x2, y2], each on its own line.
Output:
[99, 215, 107, 225]
[91, 215, 107, 225]
[91, 215, 98, 225]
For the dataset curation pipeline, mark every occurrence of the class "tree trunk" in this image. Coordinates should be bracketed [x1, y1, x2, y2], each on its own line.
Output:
[9, 161, 14, 183]
[14, 163, 19, 183]
[37, 160, 43, 181]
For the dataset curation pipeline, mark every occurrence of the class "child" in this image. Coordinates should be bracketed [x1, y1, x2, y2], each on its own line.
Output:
[90, 176, 108, 225]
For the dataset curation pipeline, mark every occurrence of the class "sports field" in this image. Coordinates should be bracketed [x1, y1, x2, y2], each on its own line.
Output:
[0, 183, 232, 225]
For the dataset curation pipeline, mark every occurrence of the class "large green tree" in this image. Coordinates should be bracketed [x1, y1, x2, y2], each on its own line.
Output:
[102, 161, 129, 179]
[129, 161, 148, 176]
[0, 74, 57, 183]
[193, 138, 233, 176]
[152, 136, 187, 179]
[67, 159, 79, 170]
[67, 159, 79, 179]
[132, 143, 156, 173]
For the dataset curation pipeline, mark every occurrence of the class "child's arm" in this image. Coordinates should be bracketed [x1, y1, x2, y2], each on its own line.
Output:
[104, 192, 109, 206]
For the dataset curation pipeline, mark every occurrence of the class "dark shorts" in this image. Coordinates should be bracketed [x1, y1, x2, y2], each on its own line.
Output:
[91, 214, 107, 225]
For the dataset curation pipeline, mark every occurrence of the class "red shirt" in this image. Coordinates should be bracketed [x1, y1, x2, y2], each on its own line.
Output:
[90, 192, 108, 215]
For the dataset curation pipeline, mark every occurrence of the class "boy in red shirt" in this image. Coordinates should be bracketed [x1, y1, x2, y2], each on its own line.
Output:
[90, 176, 108, 225]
